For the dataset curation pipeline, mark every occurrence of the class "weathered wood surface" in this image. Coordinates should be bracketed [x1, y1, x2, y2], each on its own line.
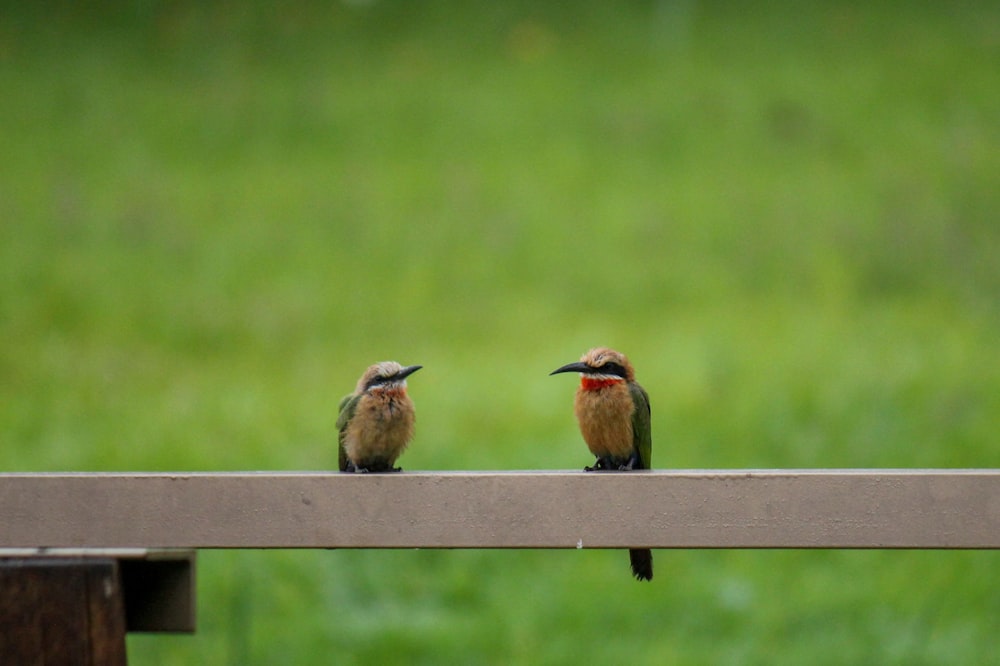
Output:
[0, 549, 196, 634]
[0, 558, 127, 665]
[1, 470, 998, 549]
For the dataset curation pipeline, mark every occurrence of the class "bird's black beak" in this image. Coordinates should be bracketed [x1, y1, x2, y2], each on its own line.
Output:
[550, 361, 591, 376]
[396, 365, 423, 380]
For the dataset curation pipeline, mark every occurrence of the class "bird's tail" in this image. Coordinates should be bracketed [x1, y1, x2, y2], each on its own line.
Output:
[629, 548, 653, 581]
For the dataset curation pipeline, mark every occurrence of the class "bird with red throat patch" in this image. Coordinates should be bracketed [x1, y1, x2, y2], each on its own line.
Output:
[551, 347, 653, 581]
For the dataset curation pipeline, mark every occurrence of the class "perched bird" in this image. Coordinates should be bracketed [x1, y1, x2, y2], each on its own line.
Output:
[551, 347, 653, 581]
[336, 361, 422, 473]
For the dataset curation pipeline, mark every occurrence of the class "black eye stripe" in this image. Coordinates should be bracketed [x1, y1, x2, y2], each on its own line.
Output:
[366, 374, 395, 389]
[600, 362, 627, 378]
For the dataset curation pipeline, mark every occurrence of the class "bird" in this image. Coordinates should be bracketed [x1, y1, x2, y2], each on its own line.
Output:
[336, 361, 422, 473]
[551, 347, 653, 581]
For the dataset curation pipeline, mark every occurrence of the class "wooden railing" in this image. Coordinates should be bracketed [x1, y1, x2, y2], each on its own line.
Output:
[2, 470, 999, 662]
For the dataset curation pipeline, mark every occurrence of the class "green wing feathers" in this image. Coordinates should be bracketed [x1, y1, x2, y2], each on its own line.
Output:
[628, 382, 652, 469]
[336, 393, 361, 471]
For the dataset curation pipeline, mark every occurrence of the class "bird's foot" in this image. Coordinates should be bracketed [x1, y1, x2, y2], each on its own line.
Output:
[346, 462, 400, 474]
[585, 458, 614, 472]
[617, 452, 642, 471]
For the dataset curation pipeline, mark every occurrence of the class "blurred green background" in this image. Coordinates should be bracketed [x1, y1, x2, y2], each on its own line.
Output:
[2, 0, 999, 663]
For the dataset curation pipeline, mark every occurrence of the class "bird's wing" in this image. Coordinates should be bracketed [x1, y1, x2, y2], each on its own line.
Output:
[336, 393, 361, 471]
[629, 382, 652, 469]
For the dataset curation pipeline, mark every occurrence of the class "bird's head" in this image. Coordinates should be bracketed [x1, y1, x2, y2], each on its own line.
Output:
[356, 361, 423, 394]
[550, 347, 635, 382]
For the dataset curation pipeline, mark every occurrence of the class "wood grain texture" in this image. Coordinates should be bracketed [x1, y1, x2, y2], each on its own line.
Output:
[0, 558, 126, 665]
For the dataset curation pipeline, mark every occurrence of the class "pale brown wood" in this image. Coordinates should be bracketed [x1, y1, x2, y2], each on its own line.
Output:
[1, 471, 998, 549]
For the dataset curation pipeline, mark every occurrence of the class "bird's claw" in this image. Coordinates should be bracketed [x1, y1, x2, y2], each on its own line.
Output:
[586, 456, 640, 472]
[585, 458, 616, 472]
[617, 451, 642, 471]
[344, 461, 402, 474]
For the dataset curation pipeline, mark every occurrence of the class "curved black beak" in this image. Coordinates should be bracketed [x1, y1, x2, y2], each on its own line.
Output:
[550, 361, 591, 376]
[397, 364, 423, 380]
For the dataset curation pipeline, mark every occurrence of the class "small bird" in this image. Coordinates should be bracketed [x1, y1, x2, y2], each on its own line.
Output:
[336, 361, 422, 473]
[551, 347, 653, 581]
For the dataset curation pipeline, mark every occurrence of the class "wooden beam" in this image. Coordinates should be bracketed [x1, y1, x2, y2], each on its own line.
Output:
[0, 550, 197, 633]
[1, 471, 998, 549]
[0, 558, 127, 665]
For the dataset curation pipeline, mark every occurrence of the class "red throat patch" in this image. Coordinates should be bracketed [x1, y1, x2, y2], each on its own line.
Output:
[580, 376, 625, 391]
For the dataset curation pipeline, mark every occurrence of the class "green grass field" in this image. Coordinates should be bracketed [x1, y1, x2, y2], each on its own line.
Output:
[2, 1, 999, 663]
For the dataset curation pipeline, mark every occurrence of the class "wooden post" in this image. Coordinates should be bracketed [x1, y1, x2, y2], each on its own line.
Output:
[0, 558, 127, 665]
